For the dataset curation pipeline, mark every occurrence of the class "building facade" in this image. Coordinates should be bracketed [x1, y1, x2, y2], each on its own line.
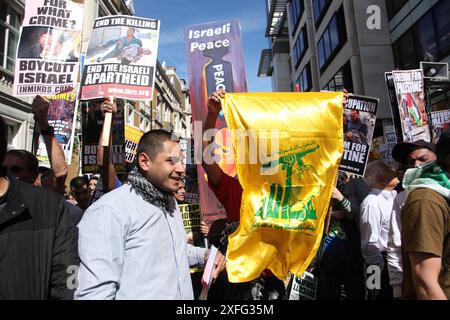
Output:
[0, 0, 192, 169]
[0, 0, 34, 152]
[259, 0, 449, 137]
[388, 0, 449, 112]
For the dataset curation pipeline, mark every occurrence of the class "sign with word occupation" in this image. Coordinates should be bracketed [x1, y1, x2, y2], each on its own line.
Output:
[14, 0, 84, 96]
[184, 20, 247, 228]
[340, 94, 378, 176]
[81, 15, 159, 100]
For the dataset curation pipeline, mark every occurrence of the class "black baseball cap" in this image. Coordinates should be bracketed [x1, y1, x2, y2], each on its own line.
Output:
[436, 129, 450, 156]
[391, 139, 436, 164]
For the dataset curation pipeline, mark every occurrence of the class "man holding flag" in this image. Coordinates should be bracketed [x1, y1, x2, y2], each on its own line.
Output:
[201, 89, 347, 299]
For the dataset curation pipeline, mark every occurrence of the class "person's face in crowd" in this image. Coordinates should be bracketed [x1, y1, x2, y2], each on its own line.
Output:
[175, 183, 186, 202]
[126, 28, 135, 38]
[2, 154, 36, 184]
[139, 140, 184, 193]
[89, 178, 97, 195]
[382, 166, 400, 190]
[407, 148, 437, 168]
[350, 110, 359, 123]
[71, 183, 91, 209]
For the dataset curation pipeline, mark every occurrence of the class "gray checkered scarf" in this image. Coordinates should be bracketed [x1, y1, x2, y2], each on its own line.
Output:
[127, 166, 176, 216]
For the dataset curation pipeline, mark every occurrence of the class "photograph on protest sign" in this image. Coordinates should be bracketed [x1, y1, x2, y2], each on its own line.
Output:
[13, 0, 83, 96]
[392, 69, 431, 143]
[124, 124, 144, 164]
[184, 20, 247, 227]
[81, 99, 125, 173]
[36, 88, 78, 166]
[339, 94, 378, 176]
[81, 15, 159, 100]
[431, 110, 450, 143]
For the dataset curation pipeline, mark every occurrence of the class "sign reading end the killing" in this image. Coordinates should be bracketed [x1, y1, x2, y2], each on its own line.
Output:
[81, 15, 159, 100]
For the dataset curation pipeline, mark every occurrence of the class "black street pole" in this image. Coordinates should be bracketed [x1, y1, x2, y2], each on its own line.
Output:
[424, 79, 434, 142]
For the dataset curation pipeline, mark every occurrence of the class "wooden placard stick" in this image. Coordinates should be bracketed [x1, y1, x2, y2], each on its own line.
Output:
[101, 97, 114, 193]
[101, 97, 114, 147]
[324, 172, 339, 235]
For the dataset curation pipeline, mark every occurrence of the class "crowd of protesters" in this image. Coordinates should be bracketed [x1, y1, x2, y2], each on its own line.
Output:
[0, 88, 448, 300]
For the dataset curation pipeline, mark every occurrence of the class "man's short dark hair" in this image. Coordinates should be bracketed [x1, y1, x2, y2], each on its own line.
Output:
[0, 115, 7, 164]
[6, 149, 39, 180]
[89, 176, 99, 182]
[136, 130, 178, 160]
[70, 176, 88, 190]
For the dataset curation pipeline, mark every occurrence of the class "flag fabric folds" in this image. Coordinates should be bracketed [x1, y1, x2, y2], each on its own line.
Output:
[222, 92, 344, 282]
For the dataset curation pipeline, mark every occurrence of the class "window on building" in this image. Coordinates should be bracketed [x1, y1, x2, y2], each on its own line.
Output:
[288, 0, 304, 33]
[392, 0, 450, 69]
[322, 61, 353, 93]
[385, 0, 408, 20]
[156, 102, 162, 123]
[294, 63, 311, 92]
[0, 0, 22, 72]
[316, 7, 347, 72]
[312, 0, 332, 27]
[164, 108, 171, 123]
[98, 5, 108, 17]
[139, 118, 150, 132]
[292, 25, 308, 68]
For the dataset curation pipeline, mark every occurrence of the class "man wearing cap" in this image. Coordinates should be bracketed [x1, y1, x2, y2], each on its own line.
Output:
[387, 140, 437, 298]
[401, 130, 450, 299]
[391, 140, 437, 170]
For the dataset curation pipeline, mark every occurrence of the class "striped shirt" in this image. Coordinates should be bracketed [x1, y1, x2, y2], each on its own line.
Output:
[75, 183, 206, 300]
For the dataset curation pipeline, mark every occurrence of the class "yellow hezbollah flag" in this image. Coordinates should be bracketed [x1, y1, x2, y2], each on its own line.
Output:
[222, 92, 343, 282]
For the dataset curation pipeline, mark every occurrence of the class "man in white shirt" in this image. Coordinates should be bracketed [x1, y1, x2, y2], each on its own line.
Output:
[360, 161, 399, 299]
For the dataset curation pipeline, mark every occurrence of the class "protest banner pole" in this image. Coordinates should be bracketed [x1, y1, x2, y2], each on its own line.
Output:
[324, 204, 333, 235]
[101, 97, 114, 193]
[101, 97, 114, 147]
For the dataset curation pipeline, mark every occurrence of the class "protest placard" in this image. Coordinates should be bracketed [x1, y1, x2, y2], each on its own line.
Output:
[81, 99, 125, 173]
[14, 0, 83, 96]
[431, 110, 450, 143]
[289, 272, 318, 300]
[81, 15, 159, 100]
[36, 88, 77, 165]
[392, 69, 431, 142]
[185, 20, 247, 228]
[385, 72, 403, 143]
[180, 203, 202, 231]
[339, 94, 378, 176]
[124, 124, 144, 164]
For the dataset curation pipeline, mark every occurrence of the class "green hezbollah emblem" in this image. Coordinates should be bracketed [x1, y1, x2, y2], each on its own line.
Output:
[255, 142, 320, 225]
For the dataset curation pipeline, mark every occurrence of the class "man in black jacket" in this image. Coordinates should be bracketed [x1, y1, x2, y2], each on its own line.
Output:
[0, 115, 79, 299]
